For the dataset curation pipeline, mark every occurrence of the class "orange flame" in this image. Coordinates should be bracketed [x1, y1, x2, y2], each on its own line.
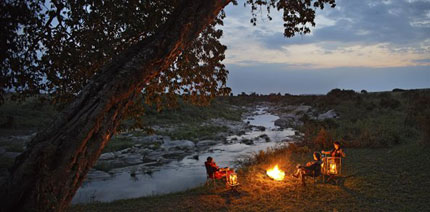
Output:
[266, 164, 285, 181]
[228, 173, 238, 185]
[330, 163, 337, 174]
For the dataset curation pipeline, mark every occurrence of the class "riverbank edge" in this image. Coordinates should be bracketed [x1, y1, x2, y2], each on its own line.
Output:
[70, 141, 430, 211]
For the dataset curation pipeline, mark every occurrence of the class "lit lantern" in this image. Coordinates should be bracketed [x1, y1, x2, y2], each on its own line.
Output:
[266, 164, 285, 181]
[227, 172, 239, 187]
[329, 163, 337, 174]
[322, 157, 341, 176]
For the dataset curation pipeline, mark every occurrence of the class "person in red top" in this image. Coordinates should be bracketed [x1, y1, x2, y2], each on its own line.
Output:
[204, 157, 233, 179]
[322, 141, 346, 158]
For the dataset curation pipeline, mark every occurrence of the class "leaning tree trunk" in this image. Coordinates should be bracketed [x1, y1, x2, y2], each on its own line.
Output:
[0, 0, 231, 211]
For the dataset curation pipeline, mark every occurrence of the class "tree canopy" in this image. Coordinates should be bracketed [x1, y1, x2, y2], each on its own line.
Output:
[1, 0, 335, 109]
[0, 1, 336, 210]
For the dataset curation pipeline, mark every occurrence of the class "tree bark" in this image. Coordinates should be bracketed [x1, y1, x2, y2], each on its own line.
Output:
[0, 1, 231, 211]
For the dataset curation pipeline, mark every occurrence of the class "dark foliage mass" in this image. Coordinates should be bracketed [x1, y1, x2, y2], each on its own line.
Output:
[1, 0, 229, 107]
[1, 0, 336, 130]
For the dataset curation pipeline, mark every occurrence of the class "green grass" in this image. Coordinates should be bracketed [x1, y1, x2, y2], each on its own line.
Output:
[101, 136, 138, 153]
[143, 98, 244, 127]
[70, 142, 430, 211]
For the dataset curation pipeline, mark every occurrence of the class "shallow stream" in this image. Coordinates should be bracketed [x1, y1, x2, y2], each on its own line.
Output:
[72, 107, 294, 203]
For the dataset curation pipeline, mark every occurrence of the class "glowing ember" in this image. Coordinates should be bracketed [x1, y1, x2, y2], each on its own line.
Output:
[266, 164, 285, 181]
[329, 163, 337, 174]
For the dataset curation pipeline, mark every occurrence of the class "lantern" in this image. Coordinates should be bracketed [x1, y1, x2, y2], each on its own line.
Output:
[329, 163, 337, 174]
[227, 172, 239, 187]
[322, 157, 341, 176]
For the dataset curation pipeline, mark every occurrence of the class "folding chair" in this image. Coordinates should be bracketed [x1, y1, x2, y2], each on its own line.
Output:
[204, 162, 223, 188]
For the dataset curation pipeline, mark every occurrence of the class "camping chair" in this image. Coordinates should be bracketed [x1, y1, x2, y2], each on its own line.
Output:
[204, 162, 224, 188]
[321, 157, 342, 184]
[311, 164, 322, 183]
[301, 162, 322, 185]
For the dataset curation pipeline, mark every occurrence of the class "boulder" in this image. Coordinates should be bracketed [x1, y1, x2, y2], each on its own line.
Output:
[240, 138, 254, 145]
[121, 154, 143, 165]
[162, 139, 195, 151]
[259, 134, 271, 142]
[274, 118, 295, 128]
[318, 109, 337, 120]
[253, 126, 266, 131]
[99, 152, 116, 160]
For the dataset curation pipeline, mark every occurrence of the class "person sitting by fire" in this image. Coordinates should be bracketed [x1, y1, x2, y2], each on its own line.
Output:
[292, 152, 322, 186]
[205, 157, 234, 179]
[322, 141, 346, 158]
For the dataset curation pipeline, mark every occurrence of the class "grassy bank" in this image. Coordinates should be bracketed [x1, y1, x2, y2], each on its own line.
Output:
[71, 141, 430, 211]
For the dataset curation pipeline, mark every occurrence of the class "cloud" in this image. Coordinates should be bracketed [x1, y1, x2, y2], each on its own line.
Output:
[220, 0, 430, 69]
[219, 0, 430, 94]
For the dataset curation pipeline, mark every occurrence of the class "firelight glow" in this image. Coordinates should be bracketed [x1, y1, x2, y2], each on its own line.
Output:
[266, 164, 285, 181]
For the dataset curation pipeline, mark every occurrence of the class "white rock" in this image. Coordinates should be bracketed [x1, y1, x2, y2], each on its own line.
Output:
[99, 152, 116, 160]
[162, 139, 195, 150]
[318, 109, 337, 120]
[196, 140, 218, 148]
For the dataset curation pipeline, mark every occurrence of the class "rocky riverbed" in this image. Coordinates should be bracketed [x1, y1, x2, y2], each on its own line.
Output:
[0, 103, 337, 203]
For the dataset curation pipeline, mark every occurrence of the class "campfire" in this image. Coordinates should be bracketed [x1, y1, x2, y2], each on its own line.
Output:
[266, 164, 285, 181]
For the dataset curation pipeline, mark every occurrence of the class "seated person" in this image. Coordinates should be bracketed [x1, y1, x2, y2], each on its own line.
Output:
[205, 157, 233, 179]
[322, 141, 346, 158]
[292, 152, 322, 186]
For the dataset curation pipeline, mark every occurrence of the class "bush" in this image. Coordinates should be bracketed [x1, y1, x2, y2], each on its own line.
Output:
[313, 128, 333, 149]
[327, 88, 359, 100]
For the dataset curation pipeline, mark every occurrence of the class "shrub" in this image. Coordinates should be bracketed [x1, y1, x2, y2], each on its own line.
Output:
[313, 128, 332, 149]
[327, 88, 359, 100]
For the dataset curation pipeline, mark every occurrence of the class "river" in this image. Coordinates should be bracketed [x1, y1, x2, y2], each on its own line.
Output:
[72, 106, 294, 203]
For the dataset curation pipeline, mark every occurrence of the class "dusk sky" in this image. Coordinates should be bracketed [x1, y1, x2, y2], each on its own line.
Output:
[220, 0, 430, 95]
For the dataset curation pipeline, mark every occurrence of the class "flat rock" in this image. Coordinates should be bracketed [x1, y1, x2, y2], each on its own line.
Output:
[99, 152, 116, 160]
[318, 109, 337, 120]
[162, 140, 195, 151]
[121, 154, 143, 165]
[196, 140, 218, 148]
